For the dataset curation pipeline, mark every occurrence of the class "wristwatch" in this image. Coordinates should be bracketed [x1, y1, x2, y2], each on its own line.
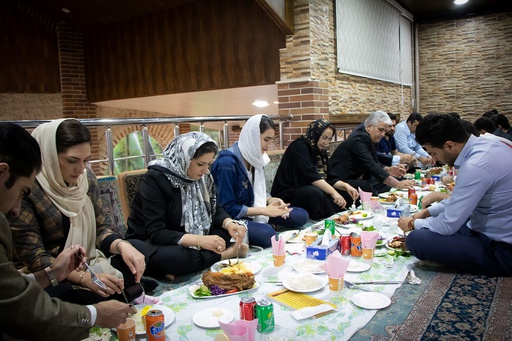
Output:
[44, 266, 59, 287]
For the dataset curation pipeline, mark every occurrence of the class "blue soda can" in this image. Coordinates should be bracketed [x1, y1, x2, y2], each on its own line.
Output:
[255, 299, 275, 333]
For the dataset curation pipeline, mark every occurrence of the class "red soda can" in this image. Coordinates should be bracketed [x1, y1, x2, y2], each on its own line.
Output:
[146, 309, 165, 340]
[240, 297, 256, 320]
[340, 235, 351, 256]
[350, 232, 362, 257]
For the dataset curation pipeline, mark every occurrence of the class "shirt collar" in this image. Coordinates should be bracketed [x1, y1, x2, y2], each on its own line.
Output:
[453, 134, 476, 169]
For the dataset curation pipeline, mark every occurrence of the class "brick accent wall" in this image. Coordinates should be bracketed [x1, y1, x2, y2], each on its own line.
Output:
[418, 12, 512, 121]
[57, 22, 103, 172]
[278, 0, 413, 148]
[277, 80, 329, 145]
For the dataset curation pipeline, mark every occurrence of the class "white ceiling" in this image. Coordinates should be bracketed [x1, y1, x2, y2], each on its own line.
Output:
[94, 84, 279, 118]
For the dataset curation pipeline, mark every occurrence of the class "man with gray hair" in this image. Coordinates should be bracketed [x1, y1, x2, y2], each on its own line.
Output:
[328, 111, 415, 195]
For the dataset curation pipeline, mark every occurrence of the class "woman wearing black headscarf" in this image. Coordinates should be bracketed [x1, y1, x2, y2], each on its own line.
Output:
[271, 119, 359, 220]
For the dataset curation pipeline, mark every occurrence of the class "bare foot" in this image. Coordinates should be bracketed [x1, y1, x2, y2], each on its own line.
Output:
[221, 243, 249, 260]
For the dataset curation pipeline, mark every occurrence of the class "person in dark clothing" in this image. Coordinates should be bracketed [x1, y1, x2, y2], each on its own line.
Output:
[376, 113, 416, 168]
[126, 132, 248, 279]
[271, 119, 359, 220]
[328, 111, 415, 195]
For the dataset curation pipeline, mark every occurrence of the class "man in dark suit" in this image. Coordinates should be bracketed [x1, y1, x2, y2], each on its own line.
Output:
[0, 123, 135, 341]
[328, 111, 415, 195]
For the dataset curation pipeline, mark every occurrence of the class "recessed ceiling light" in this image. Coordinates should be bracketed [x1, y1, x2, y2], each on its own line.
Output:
[252, 100, 269, 108]
[62, 8, 70, 13]
[454, 0, 468, 5]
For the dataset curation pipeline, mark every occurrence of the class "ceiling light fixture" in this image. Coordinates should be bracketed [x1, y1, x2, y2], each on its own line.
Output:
[252, 100, 269, 108]
[454, 0, 468, 5]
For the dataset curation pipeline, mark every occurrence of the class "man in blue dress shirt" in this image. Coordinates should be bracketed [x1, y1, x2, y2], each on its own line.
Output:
[397, 114, 512, 276]
[376, 113, 416, 167]
[394, 113, 433, 167]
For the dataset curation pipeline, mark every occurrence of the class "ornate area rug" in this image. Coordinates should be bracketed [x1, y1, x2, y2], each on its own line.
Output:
[353, 264, 512, 341]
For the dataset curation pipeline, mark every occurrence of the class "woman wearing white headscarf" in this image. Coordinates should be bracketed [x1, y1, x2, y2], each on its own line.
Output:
[211, 115, 309, 248]
[127, 132, 247, 279]
[10, 119, 152, 304]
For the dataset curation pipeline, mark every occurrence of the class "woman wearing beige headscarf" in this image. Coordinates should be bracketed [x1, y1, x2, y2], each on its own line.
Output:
[10, 119, 155, 304]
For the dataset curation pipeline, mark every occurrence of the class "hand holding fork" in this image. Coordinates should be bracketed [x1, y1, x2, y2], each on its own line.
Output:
[75, 252, 108, 290]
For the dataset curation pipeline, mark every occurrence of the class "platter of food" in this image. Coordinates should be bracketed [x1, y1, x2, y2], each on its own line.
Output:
[281, 273, 326, 293]
[386, 236, 407, 250]
[210, 260, 261, 275]
[378, 192, 404, 204]
[349, 210, 374, 220]
[190, 269, 258, 298]
[133, 304, 175, 335]
[375, 236, 386, 247]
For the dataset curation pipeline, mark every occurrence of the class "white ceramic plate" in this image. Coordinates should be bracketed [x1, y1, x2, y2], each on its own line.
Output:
[398, 186, 422, 192]
[189, 282, 259, 299]
[292, 259, 325, 274]
[409, 204, 418, 213]
[352, 292, 391, 310]
[282, 273, 326, 293]
[346, 261, 371, 273]
[192, 308, 234, 329]
[210, 260, 261, 275]
[279, 230, 304, 243]
[133, 304, 174, 335]
[349, 210, 374, 220]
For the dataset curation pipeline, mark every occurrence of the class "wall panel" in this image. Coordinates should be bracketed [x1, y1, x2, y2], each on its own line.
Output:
[85, 0, 286, 102]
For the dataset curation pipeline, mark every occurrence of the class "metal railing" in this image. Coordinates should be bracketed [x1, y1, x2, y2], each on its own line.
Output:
[9, 115, 294, 175]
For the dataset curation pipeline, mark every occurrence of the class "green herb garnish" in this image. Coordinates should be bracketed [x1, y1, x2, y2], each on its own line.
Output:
[194, 284, 211, 297]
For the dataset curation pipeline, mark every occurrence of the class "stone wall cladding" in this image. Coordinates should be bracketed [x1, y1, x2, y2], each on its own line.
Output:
[278, 0, 413, 147]
[0, 93, 62, 119]
[418, 12, 512, 121]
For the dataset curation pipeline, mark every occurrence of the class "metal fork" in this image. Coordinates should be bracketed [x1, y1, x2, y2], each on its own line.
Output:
[76, 252, 108, 290]
[344, 280, 372, 292]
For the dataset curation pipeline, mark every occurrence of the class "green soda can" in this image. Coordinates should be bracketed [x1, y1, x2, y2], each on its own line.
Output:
[255, 299, 275, 333]
[325, 219, 335, 235]
[415, 170, 421, 180]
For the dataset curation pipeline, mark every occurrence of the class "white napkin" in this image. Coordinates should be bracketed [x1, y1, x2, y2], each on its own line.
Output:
[321, 230, 332, 245]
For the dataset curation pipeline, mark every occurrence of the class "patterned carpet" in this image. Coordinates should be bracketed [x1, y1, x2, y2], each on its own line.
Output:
[351, 263, 512, 341]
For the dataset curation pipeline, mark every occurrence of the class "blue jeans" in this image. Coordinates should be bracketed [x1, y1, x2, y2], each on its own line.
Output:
[246, 206, 309, 248]
[406, 225, 512, 276]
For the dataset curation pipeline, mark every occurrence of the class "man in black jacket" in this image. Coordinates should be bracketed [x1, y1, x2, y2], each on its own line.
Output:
[328, 111, 415, 195]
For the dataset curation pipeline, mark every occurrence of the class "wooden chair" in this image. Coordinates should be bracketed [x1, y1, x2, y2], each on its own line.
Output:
[117, 169, 148, 225]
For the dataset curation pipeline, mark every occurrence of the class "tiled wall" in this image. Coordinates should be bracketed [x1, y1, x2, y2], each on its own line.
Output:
[417, 12, 512, 120]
